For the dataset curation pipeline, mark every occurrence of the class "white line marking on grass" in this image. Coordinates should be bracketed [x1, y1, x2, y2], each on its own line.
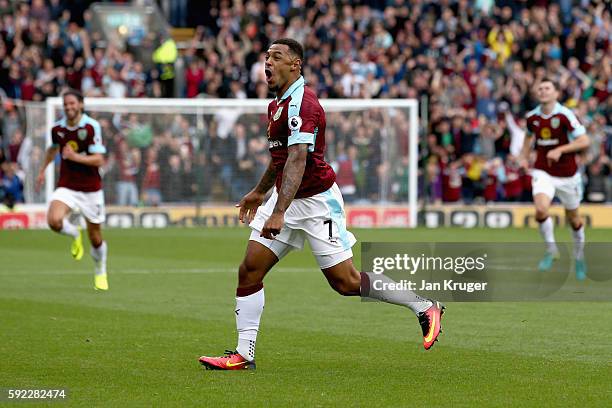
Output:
[0, 267, 315, 275]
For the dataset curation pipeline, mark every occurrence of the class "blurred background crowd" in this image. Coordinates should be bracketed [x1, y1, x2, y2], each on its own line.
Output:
[0, 0, 610, 206]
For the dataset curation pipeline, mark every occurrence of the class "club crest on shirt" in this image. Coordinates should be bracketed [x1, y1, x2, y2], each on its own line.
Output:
[273, 107, 283, 121]
[78, 129, 88, 140]
[57, 131, 65, 138]
[551, 117, 560, 129]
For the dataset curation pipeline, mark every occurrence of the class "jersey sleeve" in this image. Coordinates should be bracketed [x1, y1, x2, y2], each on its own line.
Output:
[525, 117, 534, 137]
[87, 120, 107, 154]
[287, 93, 317, 147]
[50, 127, 60, 147]
[563, 109, 586, 140]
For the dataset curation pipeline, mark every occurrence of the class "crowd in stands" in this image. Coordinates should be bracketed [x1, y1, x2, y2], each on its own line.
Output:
[0, 0, 610, 206]
[93, 107, 410, 206]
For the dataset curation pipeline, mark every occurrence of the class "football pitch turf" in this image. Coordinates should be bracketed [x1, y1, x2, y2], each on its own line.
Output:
[1, 227, 611, 407]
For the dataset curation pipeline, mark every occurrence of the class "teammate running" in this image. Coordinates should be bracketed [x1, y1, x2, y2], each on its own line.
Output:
[521, 79, 590, 280]
[37, 89, 109, 290]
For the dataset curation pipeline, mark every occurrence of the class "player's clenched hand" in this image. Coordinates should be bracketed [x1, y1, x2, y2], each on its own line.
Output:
[62, 145, 77, 161]
[261, 212, 284, 239]
[236, 190, 265, 224]
[546, 148, 562, 165]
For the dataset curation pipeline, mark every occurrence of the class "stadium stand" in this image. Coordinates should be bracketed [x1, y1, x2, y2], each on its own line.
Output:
[0, 0, 610, 205]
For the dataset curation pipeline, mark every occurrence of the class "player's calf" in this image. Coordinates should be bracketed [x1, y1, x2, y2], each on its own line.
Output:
[324, 274, 360, 296]
[321, 259, 361, 296]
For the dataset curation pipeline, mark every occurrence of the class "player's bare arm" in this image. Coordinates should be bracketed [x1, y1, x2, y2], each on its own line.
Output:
[61, 144, 105, 167]
[36, 146, 60, 191]
[237, 161, 277, 224]
[519, 133, 533, 169]
[546, 134, 590, 164]
[254, 161, 277, 195]
[260, 143, 308, 239]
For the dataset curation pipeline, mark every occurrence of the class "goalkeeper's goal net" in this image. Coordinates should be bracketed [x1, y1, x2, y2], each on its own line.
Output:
[24, 98, 418, 227]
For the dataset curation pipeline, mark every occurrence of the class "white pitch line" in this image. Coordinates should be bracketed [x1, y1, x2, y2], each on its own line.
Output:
[0, 267, 316, 276]
[0, 264, 569, 275]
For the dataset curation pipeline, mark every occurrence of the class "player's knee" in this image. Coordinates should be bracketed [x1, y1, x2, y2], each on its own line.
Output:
[535, 208, 549, 222]
[238, 261, 264, 286]
[566, 212, 581, 228]
[87, 228, 102, 246]
[47, 215, 63, 232]
[89, 234, 103, 247]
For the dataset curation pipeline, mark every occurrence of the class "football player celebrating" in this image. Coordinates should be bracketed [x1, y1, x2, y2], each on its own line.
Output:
[36, 89, 109, 290]
[520, 79, 590, 279]
[199, 39, 444, 370]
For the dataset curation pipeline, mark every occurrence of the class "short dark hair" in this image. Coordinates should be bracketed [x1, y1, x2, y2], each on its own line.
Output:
[62, 88, 84, 103]
[271, 38, 304, 61]
[539, 78, 559, 90]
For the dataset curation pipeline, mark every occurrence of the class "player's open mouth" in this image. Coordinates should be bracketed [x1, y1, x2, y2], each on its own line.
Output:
[265, 68, 272, 83]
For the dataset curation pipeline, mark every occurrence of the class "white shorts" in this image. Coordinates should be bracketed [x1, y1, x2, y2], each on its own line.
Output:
[531, 169, 583, 210]
[249, 183, 357, 269]
[50, 187, 106, 224]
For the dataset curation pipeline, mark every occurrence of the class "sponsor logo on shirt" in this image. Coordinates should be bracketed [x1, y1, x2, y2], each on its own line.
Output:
[67, 140, 79, 151]
[536, 139, 559, 146]
[269, 140, 284, 148]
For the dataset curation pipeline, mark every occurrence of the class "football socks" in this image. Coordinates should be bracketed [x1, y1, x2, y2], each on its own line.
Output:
[235, 286, 264, 362]
[361, 272, 432, 314]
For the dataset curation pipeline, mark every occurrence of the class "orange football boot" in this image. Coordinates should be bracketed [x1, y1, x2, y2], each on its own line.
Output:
[418, 301, 445, 350]
[199, 350, 255, 370]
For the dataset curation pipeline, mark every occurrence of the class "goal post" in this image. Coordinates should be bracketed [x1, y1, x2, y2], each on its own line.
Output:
[43, 97, 419, 227]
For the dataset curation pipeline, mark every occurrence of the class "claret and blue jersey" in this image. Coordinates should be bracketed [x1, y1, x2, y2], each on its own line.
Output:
[526, 102, 586, 177]
[266, 76, 336, 198]
[51, 113, 106, 192]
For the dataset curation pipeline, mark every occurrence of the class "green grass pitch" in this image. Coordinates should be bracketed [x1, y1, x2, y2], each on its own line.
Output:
[1, 227, 611, 407]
